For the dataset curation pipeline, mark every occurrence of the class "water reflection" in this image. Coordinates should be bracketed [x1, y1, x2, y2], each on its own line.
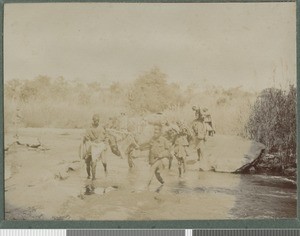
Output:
[84, 184, 95, 195]
[83, 183, 119, 196]
[81, 165, 296, 219]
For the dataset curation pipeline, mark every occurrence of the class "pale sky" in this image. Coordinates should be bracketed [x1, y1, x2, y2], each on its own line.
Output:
[4, 3, 296, 91]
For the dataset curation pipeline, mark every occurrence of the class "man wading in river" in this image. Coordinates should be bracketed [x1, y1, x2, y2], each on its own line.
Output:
[174, 121, 190, 177]
[192, 107, 207, 170]
[139, 124, 172, 187]
[80, 114, 108, 180]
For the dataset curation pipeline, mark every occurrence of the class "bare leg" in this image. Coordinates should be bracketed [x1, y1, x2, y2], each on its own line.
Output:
[155, 167, 164, 184]
[197, 149, 201, 161]
[168, 155, 173, 170]
[85, 156, 92, 179]
[102, 163, 107, 176]
[91, 161, 97, 180]
[86, 165, 91, 179]
[100, 149, 108, 176]
[198, 147, 204, 171]
[147, 161, 160, 187]
[126, 143, 136, 168]
[128, 154, 134, 168]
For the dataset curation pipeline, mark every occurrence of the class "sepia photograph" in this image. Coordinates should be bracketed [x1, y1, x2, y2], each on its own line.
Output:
[4, 2, 297, 221]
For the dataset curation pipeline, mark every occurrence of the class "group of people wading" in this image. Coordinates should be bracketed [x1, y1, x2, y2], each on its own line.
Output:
[79, 106, 215, 188]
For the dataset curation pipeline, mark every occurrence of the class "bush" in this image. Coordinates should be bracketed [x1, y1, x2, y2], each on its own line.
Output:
[245, 85, 296, 162]
[128, 67, 185, 113]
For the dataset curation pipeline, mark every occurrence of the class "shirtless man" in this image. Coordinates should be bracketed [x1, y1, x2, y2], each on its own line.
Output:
[81, 114, 108, 180]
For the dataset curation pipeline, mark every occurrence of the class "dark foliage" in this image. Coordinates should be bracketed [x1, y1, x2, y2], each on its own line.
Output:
[246, 85, 296, 163]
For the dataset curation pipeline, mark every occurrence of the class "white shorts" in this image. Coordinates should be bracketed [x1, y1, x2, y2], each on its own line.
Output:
[91, 142, 107, 161]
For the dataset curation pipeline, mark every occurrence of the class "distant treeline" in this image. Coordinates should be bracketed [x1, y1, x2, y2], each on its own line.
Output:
[4, 68, 255, 131]
[4, 68, 297, 160]
[5, 68, 189, 114]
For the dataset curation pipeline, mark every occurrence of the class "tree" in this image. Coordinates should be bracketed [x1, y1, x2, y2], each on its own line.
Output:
[128, 67, 184, 113]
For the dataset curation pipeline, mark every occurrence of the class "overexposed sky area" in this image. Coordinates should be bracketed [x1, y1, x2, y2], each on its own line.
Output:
[4, 3, 296, 91]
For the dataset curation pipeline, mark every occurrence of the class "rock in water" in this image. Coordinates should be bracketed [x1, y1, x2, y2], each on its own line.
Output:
[16, 136, 41, 147]
[202, 135, 265, 173]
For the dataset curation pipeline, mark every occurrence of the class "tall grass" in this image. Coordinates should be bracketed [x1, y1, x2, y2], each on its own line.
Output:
[4, 72, 258, 137]
[162, 88, 256, 136]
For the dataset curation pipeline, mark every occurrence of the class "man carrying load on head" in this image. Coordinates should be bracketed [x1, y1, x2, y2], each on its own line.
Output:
[202, 108, 215, 136]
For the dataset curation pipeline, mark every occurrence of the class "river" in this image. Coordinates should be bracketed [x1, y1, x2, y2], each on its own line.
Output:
[5, 128, 297, 220]
[79, 157, 297, 220]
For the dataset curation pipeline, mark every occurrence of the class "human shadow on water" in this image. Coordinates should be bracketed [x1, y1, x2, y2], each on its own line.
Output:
[83, 182, 119, 196]
[170, 180, 189, 194]
[84, 184, 95, 195]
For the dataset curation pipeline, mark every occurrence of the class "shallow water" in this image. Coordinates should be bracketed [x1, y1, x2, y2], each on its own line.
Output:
[5, 128, 297, 220]
[230, 174, 297, 219]
[169, 172, 296, 219]
[81, 159, 297, 219]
